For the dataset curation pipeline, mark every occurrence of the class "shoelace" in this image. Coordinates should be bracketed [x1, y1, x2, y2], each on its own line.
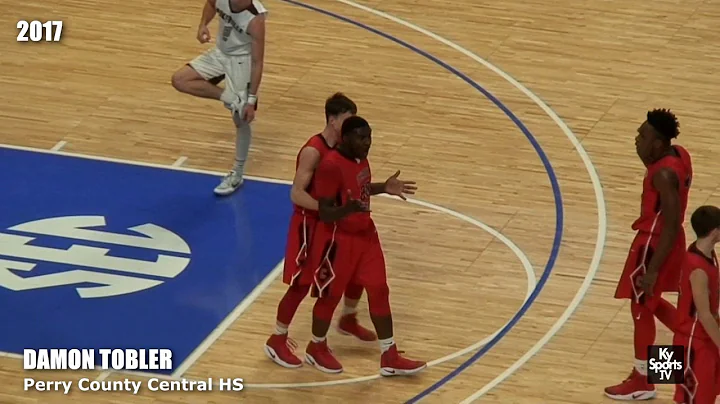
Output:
[285, 337, 298, 352]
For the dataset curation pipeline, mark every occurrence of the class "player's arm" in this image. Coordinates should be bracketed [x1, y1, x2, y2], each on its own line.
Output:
[199, 0, 216, 26]
[368, 182, 387, 196]
[689, 268, 720, 349]
[246, 14, 266, 102]
[196, 0, 217, 43]
[315, 163, 364, 222]
[318, 197, 364, 222]
[290, 147, 321, 211]
[647, 167, 681, 275]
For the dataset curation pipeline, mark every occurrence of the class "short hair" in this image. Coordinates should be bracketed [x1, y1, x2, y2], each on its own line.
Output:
[341, 115, 370, 137]
[647, 108, 680, 142]
[325, 92, 357, 122]
[691, 205, 720, 238]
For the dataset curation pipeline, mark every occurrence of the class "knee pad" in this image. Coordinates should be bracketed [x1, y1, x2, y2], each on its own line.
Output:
[344, 282, 364, 300]
[313, 294, 342, 322]
[367, 284, 391, 317]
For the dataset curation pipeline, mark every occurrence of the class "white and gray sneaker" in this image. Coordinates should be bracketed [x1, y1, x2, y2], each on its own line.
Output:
[220, 86, 245, 114]
[214, 170, 244, 196]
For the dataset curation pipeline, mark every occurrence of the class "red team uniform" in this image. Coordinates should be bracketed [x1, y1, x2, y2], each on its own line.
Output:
[302, 150, 386, 299]
[283, 134, 333, 286]
[673, 243, 720, 404]
[614, 145, 693, 306]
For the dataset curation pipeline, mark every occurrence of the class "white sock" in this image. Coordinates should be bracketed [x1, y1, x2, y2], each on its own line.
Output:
[342, 305, 357, 316]
[312, 334, 326, 343]
[634, 358, 647, 376]
[233, 123, 252, 176]
[379, 337, 395, 353]
[274, 324, 288, 336]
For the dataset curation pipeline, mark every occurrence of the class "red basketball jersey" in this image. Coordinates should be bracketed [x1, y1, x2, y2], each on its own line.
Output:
[311, 149, 374, 234]
[632, 145, 693, 235]
[675, 242, 720, 341]
[293, 134, 333, 215]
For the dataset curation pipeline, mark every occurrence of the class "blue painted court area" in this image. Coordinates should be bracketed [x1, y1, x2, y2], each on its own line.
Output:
[0, 147, 290, 375]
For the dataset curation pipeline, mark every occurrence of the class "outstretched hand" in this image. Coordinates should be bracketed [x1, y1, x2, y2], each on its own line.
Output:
[384, 170, 417, 200]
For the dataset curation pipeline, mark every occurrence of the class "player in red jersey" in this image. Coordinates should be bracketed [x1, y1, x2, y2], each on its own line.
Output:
[300, 116, 426, 375]
[264, 93, 376, 369]
[605, 109, 694, 400]
[672, 205, 720, 404]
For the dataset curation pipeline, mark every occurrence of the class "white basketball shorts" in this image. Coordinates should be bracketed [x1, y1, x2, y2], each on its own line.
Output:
[188, 47, 251, 105]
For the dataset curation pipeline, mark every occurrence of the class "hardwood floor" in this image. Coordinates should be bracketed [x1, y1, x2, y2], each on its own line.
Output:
[2, 0, 719, 402]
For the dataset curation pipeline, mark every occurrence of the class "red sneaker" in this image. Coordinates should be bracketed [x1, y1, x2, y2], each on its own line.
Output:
[338, 313, 377, 341]
[263, 334, 302, 368]
[380, 345, 426, 376]
[305, 340, 343, 374]
[604, 369, 656, 400]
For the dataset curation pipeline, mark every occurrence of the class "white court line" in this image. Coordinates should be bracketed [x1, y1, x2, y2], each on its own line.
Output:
[93, 261, 284, 382]
[0, 142, 536, 388]
[327, 0, 608, 400]
[172, 156, 188, 167]
[170, 260, 284, 378]
[51, 140, 67, 151]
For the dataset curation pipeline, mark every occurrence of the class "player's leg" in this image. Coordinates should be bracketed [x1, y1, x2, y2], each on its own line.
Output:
[305, 292, 344, 373]
[605, 233, 657, 400]
[264, 282, 310, 368]
[213, 56, 254, 196]
[337, 282, 377, 341]
[303, 233, 353, 373]
[264, 214, 314, 368]
[358, 233, 426, 376]
[171, 48, 230, 102]
[654, 298, 678, 330]
[653, 242, 685, 331]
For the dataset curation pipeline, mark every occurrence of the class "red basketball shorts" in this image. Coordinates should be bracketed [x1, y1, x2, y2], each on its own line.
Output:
[614, 230, 685, 310]
[282, 212, 318, 286]
[672, 332, 720, 404]
[302, 224, 386, 299]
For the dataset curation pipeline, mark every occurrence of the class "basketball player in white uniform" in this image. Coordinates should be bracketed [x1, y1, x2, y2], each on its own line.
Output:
[171, 0, 267, 196]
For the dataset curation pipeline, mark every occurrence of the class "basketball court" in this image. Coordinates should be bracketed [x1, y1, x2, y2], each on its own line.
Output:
[2, 0, 720, 402]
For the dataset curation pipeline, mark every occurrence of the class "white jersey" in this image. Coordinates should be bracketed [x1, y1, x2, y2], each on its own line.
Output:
[215, 0, 267, 57]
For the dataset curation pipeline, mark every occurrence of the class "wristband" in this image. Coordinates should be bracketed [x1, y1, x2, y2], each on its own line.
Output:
[247, 94, 258, 106]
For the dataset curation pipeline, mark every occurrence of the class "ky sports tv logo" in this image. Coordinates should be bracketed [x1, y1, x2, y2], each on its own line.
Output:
[647, 345, 685, 384]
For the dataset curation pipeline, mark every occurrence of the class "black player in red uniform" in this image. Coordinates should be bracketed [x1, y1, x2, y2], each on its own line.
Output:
[264, 94, 375, 370]
[673, 205, 720, 404]
[300, 116, 425, 375]
[605, 109, 693, 400]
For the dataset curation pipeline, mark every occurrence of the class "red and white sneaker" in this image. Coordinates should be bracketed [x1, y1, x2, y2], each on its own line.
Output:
[604, 369, 656, 400]
[305, 340, 343, 374]
[338, 313, 377, 341]
[380, 345, 426, 376]
[263, 334, 302, 369]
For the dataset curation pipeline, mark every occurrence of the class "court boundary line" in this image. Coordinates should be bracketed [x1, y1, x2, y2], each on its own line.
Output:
[95, 260, 286, 381]
[0, 142, 537, 388]
[319, 0, 607, 401]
